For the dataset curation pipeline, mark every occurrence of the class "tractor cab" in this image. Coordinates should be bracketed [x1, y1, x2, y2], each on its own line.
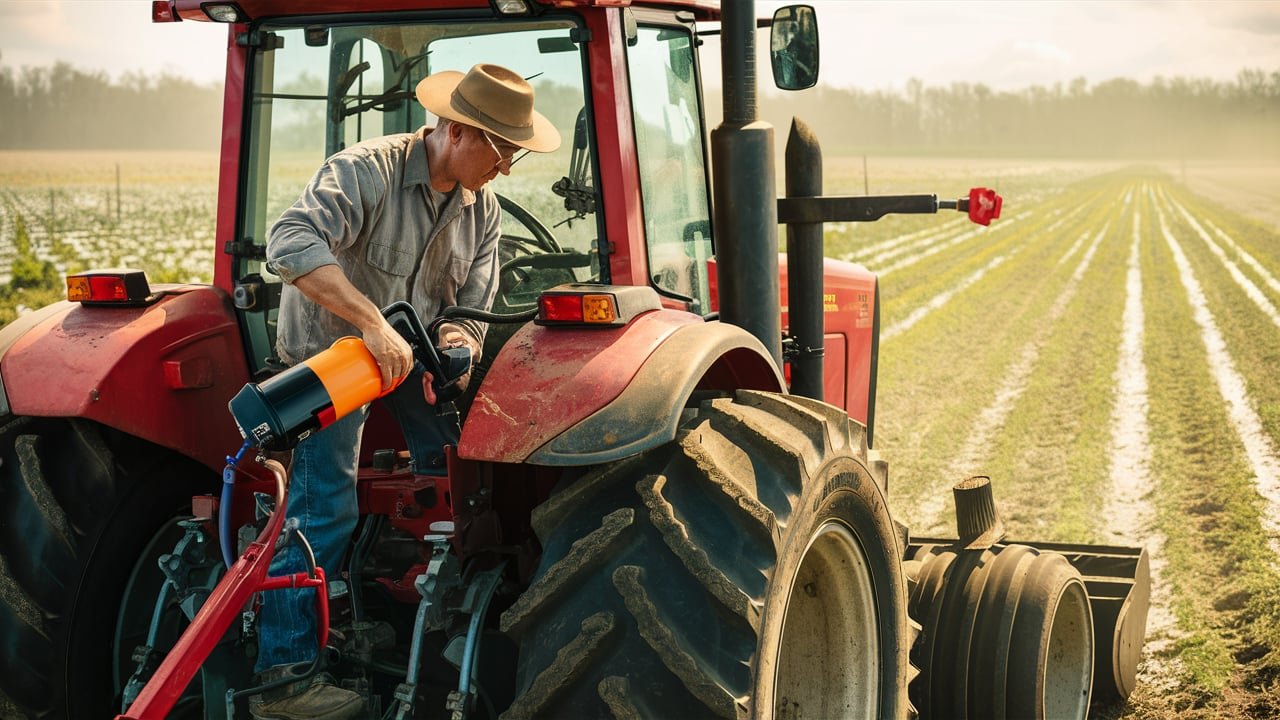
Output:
[228, 7, 719, 378]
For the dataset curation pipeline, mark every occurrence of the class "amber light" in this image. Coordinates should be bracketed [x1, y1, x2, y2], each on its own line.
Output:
[66, 276, 94, 302]
[66, 270, 153, 305]
[581, 295, 617, 323]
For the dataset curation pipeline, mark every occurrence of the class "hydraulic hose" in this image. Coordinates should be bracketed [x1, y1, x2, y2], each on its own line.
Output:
[220, 440, 253, 569]
[441, 305, 537, 324]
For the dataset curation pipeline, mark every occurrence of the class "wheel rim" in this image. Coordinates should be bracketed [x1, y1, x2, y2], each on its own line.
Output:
[775, 520, 880, 717]
[1043, 579, 1094, 719]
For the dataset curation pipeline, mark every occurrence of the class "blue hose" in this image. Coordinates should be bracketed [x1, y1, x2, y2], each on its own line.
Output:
[220, 441, 253, 569]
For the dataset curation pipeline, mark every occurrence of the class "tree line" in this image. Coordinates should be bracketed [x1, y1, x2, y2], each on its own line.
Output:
[0, 54, 223, 151]
[748, 69, 1280, 159]
[2, 53, 1278, 159]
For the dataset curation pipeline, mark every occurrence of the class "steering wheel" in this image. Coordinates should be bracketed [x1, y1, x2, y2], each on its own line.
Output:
[497, 193, 560, 254]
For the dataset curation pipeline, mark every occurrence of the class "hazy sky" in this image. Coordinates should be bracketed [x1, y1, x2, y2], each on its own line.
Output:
[1, 1, 1278, 91]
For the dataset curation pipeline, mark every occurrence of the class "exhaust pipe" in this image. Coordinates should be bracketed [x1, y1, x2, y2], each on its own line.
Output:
[711, 0, 782, 368]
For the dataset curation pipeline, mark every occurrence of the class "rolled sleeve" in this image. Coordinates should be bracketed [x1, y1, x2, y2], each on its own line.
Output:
[267, 153, 384, 283]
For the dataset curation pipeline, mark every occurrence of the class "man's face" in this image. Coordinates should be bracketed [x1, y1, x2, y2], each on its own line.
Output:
[457, 125, 525, 191]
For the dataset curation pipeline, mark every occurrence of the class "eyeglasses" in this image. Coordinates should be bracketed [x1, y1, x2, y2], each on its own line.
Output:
[480, 128, 530, 170]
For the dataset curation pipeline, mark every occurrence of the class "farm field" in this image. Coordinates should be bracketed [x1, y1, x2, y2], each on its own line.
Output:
[2, 152, 1279, 718]
[0, 151, 220, 323]
[845, 164, 1280, 719]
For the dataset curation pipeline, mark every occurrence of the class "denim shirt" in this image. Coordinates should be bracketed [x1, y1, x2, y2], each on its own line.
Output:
[267, 127, 500, 366]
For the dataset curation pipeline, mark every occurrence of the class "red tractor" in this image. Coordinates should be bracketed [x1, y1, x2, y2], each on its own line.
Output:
[0, 1, 1148, 718]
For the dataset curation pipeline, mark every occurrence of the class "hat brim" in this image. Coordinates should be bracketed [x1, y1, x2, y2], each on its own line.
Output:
[416, 70, 561, 154]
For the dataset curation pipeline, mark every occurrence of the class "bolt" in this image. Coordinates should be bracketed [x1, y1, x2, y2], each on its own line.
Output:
[803, 582, 817, 598]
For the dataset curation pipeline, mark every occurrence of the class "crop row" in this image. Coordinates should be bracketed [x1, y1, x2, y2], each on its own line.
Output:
[0, 185, 217, 285]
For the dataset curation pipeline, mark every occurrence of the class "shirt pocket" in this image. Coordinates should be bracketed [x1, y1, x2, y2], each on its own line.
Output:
[366, 242, 415, 277]
[444, 256, 474, 299]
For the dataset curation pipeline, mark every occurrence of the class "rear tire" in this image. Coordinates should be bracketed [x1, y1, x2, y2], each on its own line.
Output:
[0, 417, 213, 718]
[500, 391, 912, 719]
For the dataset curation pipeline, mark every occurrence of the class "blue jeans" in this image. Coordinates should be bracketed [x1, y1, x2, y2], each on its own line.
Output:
[255, 371, 459, 672]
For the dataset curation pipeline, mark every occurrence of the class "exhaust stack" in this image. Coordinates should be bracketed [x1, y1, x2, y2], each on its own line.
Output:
[711, 0, 782, 367]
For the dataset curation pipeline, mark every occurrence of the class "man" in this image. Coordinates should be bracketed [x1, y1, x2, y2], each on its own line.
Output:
[253, 63, 560, 720]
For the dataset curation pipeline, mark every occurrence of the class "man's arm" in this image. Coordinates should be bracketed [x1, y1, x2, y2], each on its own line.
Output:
[268, 152, 411, 390]
[292, 264, 413, 391]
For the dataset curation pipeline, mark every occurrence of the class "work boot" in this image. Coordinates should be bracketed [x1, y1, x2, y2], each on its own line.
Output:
[248, 669, 364, 720]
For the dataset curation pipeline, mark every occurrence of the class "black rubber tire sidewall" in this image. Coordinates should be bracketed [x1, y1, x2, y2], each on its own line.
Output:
[67, 472, 203, 718]
[0, 417, 211, 719]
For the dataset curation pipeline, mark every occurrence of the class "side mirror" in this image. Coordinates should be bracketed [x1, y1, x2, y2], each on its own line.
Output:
[770, 5, 819, 91]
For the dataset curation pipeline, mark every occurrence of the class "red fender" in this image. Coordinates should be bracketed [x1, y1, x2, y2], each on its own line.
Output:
[1, 286, 252, 470]
[459, 309, 784, 465]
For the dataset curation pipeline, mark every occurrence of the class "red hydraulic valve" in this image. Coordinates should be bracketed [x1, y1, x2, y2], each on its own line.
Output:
[968, 187, 1003, 226]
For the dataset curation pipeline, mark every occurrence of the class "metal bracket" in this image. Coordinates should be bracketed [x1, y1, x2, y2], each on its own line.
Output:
[224, 239, 267, 260]
[122, 520, 228, 716]
[393, 536, 461, 720]
[236, 30, 284, 49]
[447, 562, 507, 720]
[782, 336, 825, 360]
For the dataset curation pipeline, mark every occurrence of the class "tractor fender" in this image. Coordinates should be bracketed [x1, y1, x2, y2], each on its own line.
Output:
[458, 310, 784, 466]
[0, 286, 252, 470]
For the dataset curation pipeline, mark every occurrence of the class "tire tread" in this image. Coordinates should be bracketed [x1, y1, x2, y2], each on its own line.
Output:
[612, 565, 738, 718]
[637, 475, 761, 630]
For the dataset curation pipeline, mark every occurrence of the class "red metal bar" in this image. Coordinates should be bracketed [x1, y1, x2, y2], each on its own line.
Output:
[116, 459, 330, 720]
[257, 569, 330, 650]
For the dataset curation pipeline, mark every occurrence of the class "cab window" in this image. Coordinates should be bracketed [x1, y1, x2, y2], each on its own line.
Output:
[237, 16, 603, 374]
[626, 23, 714, 313]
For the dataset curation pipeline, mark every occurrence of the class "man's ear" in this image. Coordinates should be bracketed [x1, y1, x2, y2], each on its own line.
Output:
[447, 121, 467, 145]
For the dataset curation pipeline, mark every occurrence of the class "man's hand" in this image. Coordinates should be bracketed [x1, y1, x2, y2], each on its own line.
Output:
[421, 322, 479, 405]
[436, 322, 481, 360]
[362, 318, 415, 391]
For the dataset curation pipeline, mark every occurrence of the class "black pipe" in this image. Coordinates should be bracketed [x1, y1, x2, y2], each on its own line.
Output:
[719, 0, 756, 125]
[784, 118, 823, 401]
[712, 0, 782, 367]
[776, 194, 941, 224]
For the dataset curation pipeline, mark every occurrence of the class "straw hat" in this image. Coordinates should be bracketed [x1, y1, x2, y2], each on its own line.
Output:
[416, 63, 560, 153]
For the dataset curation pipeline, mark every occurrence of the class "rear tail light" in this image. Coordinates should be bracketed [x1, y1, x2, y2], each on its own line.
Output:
[66, 270, 156, 306]
[536, 284, 663, 327]
[539, 294, 617, 324]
